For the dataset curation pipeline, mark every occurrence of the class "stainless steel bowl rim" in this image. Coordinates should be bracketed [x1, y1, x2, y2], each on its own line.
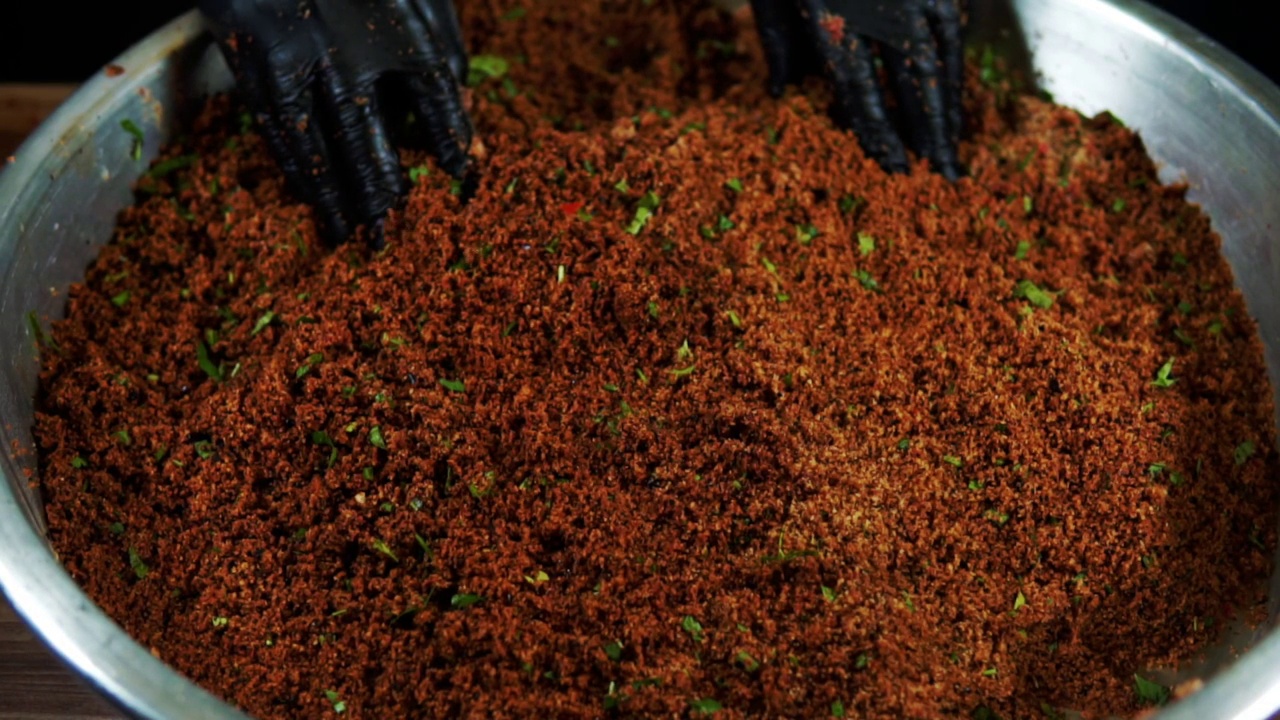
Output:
[2, 4, 1280, 719]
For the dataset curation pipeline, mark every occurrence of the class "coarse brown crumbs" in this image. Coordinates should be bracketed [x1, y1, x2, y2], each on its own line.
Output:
[35, 1, 1277, 719]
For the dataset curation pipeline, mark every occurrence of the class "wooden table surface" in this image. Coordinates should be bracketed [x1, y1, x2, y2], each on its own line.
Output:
[1, 82, 125, 720]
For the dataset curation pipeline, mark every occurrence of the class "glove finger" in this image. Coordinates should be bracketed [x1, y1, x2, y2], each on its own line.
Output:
[881, 12, 962, 180]
[314, 63, 407, 245]
[254, 63, 357, 242]
[412, 0, 469, 85]
[927, 0, 965, 142]
[797, 0, 908, 174]
[749, 0, 803, 97]
[403, 67, 473, 178]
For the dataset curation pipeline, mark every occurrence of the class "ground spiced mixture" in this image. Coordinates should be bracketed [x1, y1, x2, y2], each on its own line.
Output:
[33, 1, 1280, 718]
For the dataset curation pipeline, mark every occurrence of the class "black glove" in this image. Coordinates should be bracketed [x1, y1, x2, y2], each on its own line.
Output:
[199, 0, 473, 243]
[750, 0, 964, 180]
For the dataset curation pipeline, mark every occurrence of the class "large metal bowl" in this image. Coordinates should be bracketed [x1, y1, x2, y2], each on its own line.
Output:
[3, 2, 1280, 718]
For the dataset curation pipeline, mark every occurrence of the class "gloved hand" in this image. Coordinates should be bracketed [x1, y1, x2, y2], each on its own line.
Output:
[750, 0, 964, 180]
[199, 0, 473, 244]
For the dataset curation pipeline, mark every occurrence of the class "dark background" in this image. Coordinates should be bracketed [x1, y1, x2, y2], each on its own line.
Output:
[0, 2, 1274, 84]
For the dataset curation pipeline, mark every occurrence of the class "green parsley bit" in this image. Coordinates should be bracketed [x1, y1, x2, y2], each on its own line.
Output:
[1014, 280, 1054, 309]
[371, 538, 398, 563]
[796, 224, 821, 245]
[525, 570, 550, 585]
[212, 616, 229, 628]
[831, 700, 846, 718]
[625, 191, 662, 235]
[128, 546, 149, 579]
[853, 269, 880, 291]
[724, 178, 744, 193]
[323, 689, 347, 714]
[682, 615, 705, 642]
[195, 339, 223, 382]
[857, 232, 876, 256]
[1134, 674, 1169, 706]
[669, 365, 696, 378]
[1013, 591, 1026, 611]
[408, 166, 431, 183]
[821, 585, 837, 602]
[110, 290, 131, 307]
[109, 521, 125, 535]
[451, 593, 483, 609]
[368, 426, 388, 450]
[726, 310, 743, 329]
[689, 698, 723, 715]
[295, 352, 324, 379]
[1014, 240, 1031, 260]
[604, 639, 624, 661]
[1151, 358, 1177, 389]
[71, 455, 89, 469]
[467, 55, 509, 86]
[439, 378, 466, 393]
[943, 455, 963, 468]
[735, 650, 760, 671]
[251, 311, 277, 336]
[120, 119, 144, 161]
[1235, 440, 1256, 465]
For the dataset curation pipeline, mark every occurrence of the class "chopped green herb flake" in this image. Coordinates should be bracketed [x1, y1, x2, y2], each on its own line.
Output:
[1235, 440, 1257, 465]
[195, 340, 223, 382]
[625, 192, 662, 235]
[854, 269, 880, 291]
[689, 698, 723, 715]
[604, 639, 624, 661]
[1014, 240, 1031, 260]
[128, 546, 149, 579]
[439, 378, 466, 393]
[724, 178, 744, 193]
[831, 700, 846, 718]
[857, 232, 876, 256]
[295, 352, 324, 379]
[467, 55, 509, 86]
[324, 689, 346, 714]
[1134, 674, 1170, 706]
[120, 119, 144, 161]
[251, 311, 276, 336]
[371, 538, 399, 562]
[451, 593, 483, 609]
[1151, 358, 1177, 389]
[682, 615, 705, 642]
[369, 426, 388, 450]
[1014, 280, 1054, 309]
[943, 455, 963, 468]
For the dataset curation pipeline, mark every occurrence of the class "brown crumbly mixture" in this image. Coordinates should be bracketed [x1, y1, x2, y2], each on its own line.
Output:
[35, 1, 1278, 718]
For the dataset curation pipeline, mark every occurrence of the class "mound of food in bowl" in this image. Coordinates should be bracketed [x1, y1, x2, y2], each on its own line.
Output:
[32, 1, 1278, 718]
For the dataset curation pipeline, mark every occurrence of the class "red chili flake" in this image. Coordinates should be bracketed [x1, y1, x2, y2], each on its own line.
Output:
[560, 200, 585, 216]
[105, 64, 126, 78]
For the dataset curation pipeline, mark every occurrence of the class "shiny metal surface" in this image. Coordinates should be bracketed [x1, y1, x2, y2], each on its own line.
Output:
[0, 2, 1278, 719]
